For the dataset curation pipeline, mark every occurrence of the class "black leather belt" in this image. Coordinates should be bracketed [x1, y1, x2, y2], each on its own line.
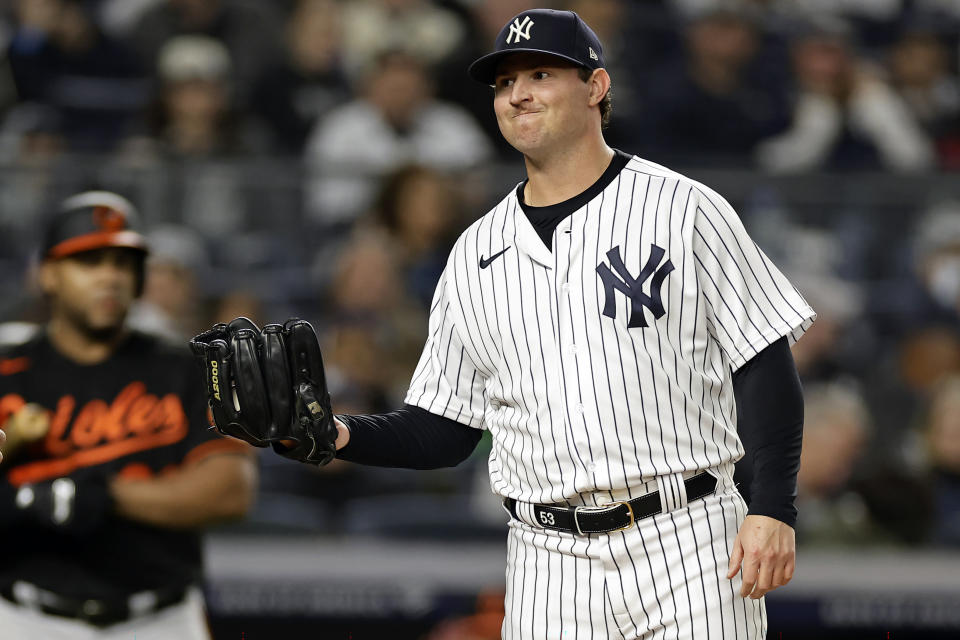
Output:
[503, 471, 717, 535]
[0, 581, 189, 627]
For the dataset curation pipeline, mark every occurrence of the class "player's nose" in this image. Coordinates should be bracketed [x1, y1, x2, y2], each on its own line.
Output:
[508, 77, 533, 107]
[92, 258, 131, 287]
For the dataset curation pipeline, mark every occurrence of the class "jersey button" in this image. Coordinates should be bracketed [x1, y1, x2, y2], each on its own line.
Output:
[576, 403, 585, 413]
[569, 344, 578, 354]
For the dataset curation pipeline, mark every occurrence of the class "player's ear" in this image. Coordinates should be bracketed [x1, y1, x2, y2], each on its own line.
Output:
[587, 69, 611, 108]
[37, 260, 58, 296]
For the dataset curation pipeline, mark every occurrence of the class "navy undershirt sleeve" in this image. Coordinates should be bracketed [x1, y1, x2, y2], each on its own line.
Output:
[335, 404, 482, 469]
[732, 336, 804, 528]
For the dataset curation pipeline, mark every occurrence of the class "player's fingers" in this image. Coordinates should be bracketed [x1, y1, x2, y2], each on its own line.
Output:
[751, 557, 775, 599]
[727, 538, 744, 579]
[769, 561, 786, 592]
[738, 555, 759, 598]
[783, 555, 796, 585]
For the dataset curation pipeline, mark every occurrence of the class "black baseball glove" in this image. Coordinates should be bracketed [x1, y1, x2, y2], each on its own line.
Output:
[189, 317, 338, 466]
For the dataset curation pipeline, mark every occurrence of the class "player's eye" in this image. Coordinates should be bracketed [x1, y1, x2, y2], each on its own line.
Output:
[495, 77, 514, 90]
[532, 71, 549, 80]
[69, 251, 103, 266]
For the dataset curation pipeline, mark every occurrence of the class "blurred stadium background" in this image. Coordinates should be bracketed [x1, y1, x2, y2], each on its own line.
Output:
[1, 0, 960, 638]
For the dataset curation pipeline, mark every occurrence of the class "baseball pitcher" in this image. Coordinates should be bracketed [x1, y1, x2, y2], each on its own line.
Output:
[194, 9, 815, 638]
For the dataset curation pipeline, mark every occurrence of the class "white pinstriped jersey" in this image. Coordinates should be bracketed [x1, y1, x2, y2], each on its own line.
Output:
[406, 154, 815, 505]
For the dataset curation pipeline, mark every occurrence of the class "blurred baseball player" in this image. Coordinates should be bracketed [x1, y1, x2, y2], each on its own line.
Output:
[194, 8, 815, 639]
[0, 191, 256, 639]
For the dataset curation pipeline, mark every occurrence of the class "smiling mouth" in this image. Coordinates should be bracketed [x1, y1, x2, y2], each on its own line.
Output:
[513, 111, 541, 118]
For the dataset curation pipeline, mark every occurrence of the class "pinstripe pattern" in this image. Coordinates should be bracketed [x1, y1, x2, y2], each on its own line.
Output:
[406, 155, 814, 502]
[405, 154, 813, 637]
[503, 466, 765, 639]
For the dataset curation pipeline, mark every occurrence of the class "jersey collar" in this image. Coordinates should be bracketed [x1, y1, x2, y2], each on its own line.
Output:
[509, 149, 633, 269]
[510, 194, 554, 268]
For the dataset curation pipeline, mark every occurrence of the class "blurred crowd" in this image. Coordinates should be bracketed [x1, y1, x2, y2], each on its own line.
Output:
[1, 0, 960, 561]
[1, 0, 959, 170]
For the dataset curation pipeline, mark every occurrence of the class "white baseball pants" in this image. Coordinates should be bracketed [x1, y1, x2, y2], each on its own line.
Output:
[502, 464, 766, 639]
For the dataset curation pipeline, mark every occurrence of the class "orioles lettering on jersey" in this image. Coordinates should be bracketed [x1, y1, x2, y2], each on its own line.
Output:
[1, 381, 189, 485]
[0, 357, 31, 376]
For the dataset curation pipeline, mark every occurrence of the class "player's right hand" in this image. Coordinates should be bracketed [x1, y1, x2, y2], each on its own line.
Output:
[727, 514, 796, 599]
[1, 403, 51, 462]
[190, 317, 339, 466]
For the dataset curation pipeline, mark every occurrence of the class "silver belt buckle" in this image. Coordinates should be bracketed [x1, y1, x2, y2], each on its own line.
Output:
[573, 501, 635, 535]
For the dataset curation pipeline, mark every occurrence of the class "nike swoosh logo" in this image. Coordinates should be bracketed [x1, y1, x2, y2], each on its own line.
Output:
[479, 246, 511, 269]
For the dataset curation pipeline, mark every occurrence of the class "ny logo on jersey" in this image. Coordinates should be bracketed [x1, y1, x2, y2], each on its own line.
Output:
[596, 244, 675, 328]
[506, 16, 534, 44]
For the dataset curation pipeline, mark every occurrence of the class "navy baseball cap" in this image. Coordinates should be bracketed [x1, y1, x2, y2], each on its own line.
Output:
[468, 9, 605, 85]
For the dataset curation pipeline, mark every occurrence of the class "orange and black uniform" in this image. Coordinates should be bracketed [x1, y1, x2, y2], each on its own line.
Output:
[0, 330, 246, 614]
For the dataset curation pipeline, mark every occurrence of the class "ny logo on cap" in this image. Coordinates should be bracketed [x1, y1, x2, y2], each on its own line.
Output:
[506, 16, 534, 44]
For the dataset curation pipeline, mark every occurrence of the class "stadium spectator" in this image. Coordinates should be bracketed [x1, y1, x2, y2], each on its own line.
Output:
[372, 165, 461, 307]
[338, 0, 467, 81]
[128, 0, 283, 109]
[868, 201, 960, 434]
[140, 35, 262, 158]
[878, 200, 960, 339]
[756, 16, 935, 172]
[5, 0, 148, 151]
[251, 0, 351, 154]
[322, 229, 428, 406]
[788, 271, 867, 384]
[127, 224, 209, 341]
[210, 289, 264, 328]
[304, 49, 491, 225]
[95, 0, 165, 40]
[921, 376, 960, 546]
[795, 383, 887, 545]
[0, 101, 64, 161]
[888, 26, 960, 169]
[116, 37, 261, 235]
[863, 321, 960, 455]
[640, 3, 791, 166]
[913, 202, 960, 319]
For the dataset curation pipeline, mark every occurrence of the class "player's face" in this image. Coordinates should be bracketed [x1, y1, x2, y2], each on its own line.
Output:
[493, 53, 593, 157]
[40, 247, 140, 337]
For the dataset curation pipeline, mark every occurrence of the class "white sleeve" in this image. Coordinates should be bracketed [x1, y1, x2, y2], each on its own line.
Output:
[404, 267, 487, 428]
[691, 187, 816, 370]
